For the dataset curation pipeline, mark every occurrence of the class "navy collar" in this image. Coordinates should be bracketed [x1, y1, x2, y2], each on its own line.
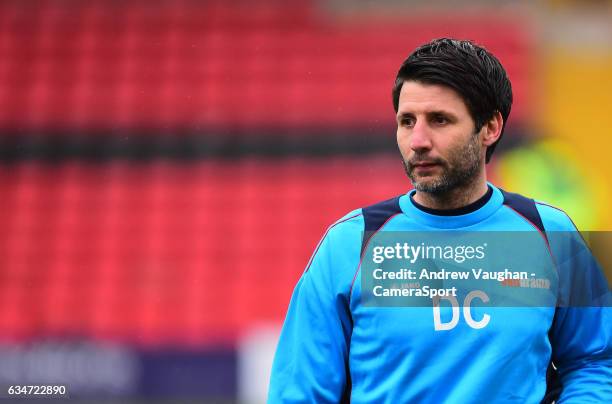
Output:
[410, 185, 493, 216]
[399, 183, 503, 229]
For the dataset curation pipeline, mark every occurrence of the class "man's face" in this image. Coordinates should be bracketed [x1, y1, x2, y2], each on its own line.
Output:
[396, 81, 484, 194]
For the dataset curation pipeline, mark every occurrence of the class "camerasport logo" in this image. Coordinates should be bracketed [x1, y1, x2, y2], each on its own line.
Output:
[501, 278, 550, 289]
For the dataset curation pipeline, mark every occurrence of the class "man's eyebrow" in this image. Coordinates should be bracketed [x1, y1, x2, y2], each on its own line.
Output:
[396, 110, 456, 119]
[396, 112, 415, 120]
[427, 109, 455, 117]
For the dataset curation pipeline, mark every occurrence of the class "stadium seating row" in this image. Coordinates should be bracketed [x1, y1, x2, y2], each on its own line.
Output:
[0, 1, 533, 130]
[0, 159, 407, 345]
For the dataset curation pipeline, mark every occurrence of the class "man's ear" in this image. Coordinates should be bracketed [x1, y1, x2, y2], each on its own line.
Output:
[482, 111, 503, 147]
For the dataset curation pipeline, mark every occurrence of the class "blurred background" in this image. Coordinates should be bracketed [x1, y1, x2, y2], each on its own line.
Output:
[0, 0, 610, 402]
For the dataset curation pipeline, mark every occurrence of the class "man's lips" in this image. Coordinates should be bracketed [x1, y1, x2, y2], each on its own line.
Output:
[411, 161, 440, 168]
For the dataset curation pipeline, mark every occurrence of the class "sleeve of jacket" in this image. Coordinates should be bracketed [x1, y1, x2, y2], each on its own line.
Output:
[267, 211, 362, 403]
[549, 305, 612, 403]
[539, 204, 612, 403]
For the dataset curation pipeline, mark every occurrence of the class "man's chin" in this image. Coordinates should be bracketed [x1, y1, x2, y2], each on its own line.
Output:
[411, 178, 449, 194]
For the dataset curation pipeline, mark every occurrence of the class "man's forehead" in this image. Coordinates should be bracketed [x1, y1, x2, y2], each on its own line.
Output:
[397, 81, 468, 115]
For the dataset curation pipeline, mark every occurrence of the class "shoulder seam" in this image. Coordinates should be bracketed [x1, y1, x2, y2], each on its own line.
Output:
[348, 212, 402, 303]
[503, 204, 555, 264]
[536, 201, 580, 232]
[536, 201, 567, 215]
[303, 212, 363, 273]
[331, 211, 363, 226]
[503, 204, 546, 234]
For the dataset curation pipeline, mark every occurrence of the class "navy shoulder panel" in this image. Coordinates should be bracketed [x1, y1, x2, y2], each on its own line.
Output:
[500, 188, 546, 235]
[360, 196, 402, 257]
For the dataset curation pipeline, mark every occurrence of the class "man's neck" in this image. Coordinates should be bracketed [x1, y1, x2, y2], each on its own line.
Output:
[412, 179, 489, 211]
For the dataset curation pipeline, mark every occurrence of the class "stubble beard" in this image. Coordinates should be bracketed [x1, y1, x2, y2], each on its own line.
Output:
[402, 132, 482, 195]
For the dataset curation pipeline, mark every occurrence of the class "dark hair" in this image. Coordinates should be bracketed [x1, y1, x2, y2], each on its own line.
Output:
[392, 38, 513, 163]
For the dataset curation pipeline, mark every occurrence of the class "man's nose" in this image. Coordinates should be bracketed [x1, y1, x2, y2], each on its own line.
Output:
[409, 121, 433, 152]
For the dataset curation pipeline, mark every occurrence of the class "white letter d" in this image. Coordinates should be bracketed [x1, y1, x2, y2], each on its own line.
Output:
[432, 295, 459, 331]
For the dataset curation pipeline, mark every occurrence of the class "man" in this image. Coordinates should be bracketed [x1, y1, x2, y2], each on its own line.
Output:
[268, 38, 611, 403]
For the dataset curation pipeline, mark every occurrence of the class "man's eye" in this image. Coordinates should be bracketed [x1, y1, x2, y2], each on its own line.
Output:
[401, 118, 415, 127]
[433, 115, 448, 125]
